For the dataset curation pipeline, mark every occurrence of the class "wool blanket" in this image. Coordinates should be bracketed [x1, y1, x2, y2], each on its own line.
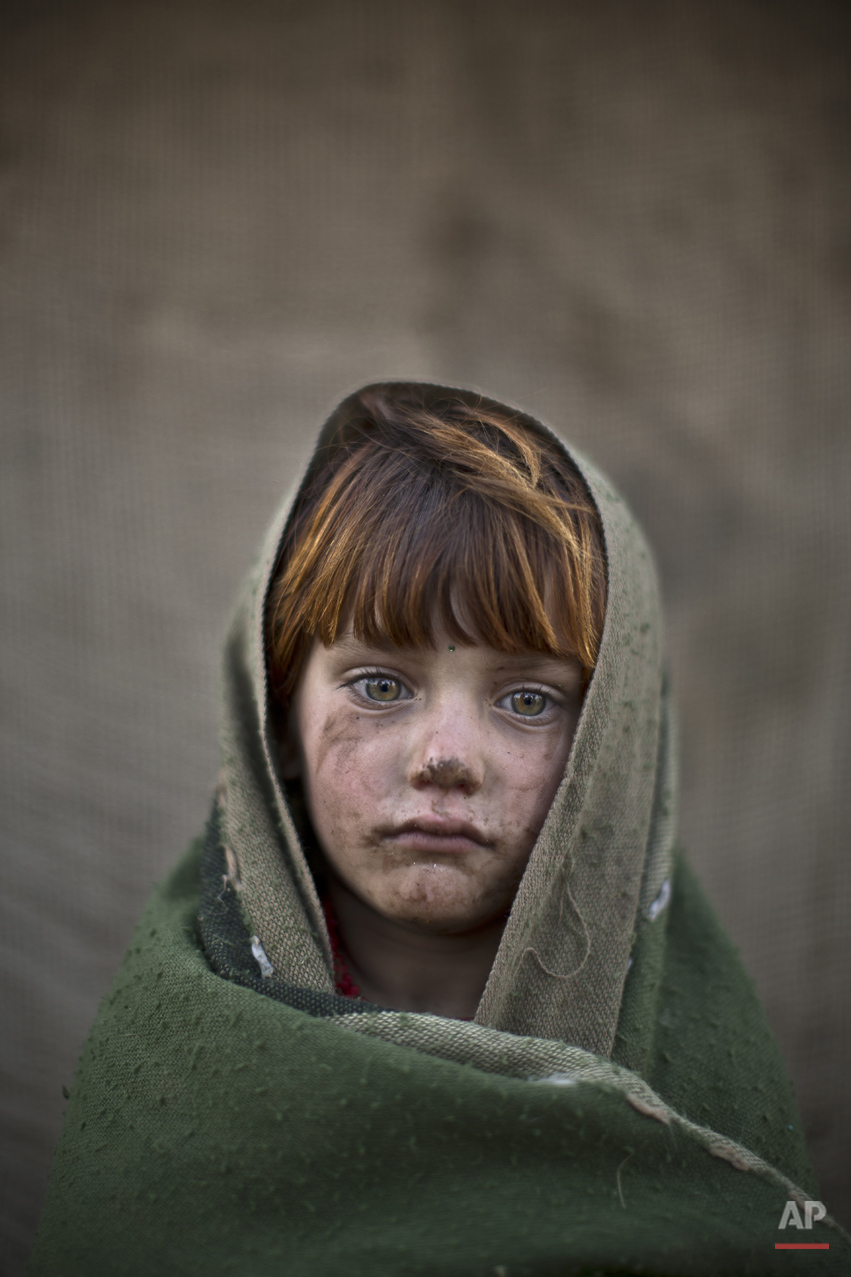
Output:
[29, 817, 847, 1274]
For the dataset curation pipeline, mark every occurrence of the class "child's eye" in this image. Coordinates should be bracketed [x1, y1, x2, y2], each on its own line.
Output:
[502, 689, 548, 717]
[359, 675, 405, 703]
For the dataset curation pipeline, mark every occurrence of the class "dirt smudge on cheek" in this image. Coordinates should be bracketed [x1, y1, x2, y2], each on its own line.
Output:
[309, 712, 393, 842]
[312, 711, 365, 780]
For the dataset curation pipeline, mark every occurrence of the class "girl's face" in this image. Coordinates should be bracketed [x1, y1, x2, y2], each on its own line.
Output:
[284, 629, 584, 935]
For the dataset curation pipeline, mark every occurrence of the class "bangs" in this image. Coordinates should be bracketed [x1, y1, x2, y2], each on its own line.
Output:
[340, 481, 594, 659]
[266, 393, 607, 707]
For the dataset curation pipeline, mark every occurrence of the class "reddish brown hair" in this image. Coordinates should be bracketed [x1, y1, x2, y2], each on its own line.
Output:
[266, 386, 607, 708]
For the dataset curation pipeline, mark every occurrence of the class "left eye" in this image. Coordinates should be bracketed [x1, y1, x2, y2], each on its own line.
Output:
[508, 690, 547, 717]
[362, 676, 403, 702]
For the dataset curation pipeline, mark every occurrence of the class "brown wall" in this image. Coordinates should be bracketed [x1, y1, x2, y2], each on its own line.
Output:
[2, 1, 849, 1268]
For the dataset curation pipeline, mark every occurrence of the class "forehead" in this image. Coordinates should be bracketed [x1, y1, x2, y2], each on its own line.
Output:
[322, 631, 583, 683]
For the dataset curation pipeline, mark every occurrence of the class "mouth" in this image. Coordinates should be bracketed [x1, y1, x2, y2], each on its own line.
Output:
[380, 817, 492, 856]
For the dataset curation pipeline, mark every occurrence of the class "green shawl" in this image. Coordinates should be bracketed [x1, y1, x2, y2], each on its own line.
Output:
[30, 384, 849, 1275]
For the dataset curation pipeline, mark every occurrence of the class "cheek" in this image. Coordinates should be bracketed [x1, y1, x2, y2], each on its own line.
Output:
[497, 733, 572, 835]
[303, 712, 397, 834]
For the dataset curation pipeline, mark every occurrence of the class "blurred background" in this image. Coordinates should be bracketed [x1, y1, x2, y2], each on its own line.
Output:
[1, 0, 849, 1268]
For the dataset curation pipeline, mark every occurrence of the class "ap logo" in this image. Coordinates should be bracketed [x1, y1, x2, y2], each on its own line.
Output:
[779, 1200, 826, 1230]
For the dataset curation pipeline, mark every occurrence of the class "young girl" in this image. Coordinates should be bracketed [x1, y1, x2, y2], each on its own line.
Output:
[30, 383, 846, 1274]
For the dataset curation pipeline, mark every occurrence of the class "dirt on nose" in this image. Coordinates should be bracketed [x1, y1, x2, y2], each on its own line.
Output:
[417, 757, 470, 788]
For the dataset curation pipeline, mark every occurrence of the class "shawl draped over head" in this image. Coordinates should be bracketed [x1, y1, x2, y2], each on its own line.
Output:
[30, 384, 849, 1275]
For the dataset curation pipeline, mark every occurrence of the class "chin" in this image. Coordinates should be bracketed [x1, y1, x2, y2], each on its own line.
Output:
[374, 879, 508, 934]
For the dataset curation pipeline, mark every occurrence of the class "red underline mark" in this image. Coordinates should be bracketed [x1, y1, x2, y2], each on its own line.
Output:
[774, 1243, 829, 1249]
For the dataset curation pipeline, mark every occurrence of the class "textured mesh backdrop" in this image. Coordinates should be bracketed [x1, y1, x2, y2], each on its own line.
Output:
[1, 0, 849, 1270]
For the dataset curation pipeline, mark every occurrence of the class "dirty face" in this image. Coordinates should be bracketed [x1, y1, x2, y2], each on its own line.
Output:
[283, 630, 584, 935]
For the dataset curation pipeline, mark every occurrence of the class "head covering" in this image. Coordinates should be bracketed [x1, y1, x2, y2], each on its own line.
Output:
[219, 381, 675, 1058]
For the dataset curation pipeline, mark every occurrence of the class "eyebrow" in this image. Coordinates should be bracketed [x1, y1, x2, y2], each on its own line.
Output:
[491, 657, 583, 690]
[331, 635, 403, 657]
[491, 655, 579, 671]
[333, 636, 580, 675]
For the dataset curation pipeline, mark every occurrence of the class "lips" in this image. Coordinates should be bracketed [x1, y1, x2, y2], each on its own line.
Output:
[381, 817, 491, 854]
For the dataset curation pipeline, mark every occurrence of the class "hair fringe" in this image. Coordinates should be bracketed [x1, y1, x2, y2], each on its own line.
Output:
[266, 391, 607, 708]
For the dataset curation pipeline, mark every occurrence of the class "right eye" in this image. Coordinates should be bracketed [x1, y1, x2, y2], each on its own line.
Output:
[509, 689, 546, 717]
[361, 676, 403, 702]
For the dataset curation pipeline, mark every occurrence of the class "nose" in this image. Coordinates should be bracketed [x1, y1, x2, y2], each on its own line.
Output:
[407, 706, 485, 796]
